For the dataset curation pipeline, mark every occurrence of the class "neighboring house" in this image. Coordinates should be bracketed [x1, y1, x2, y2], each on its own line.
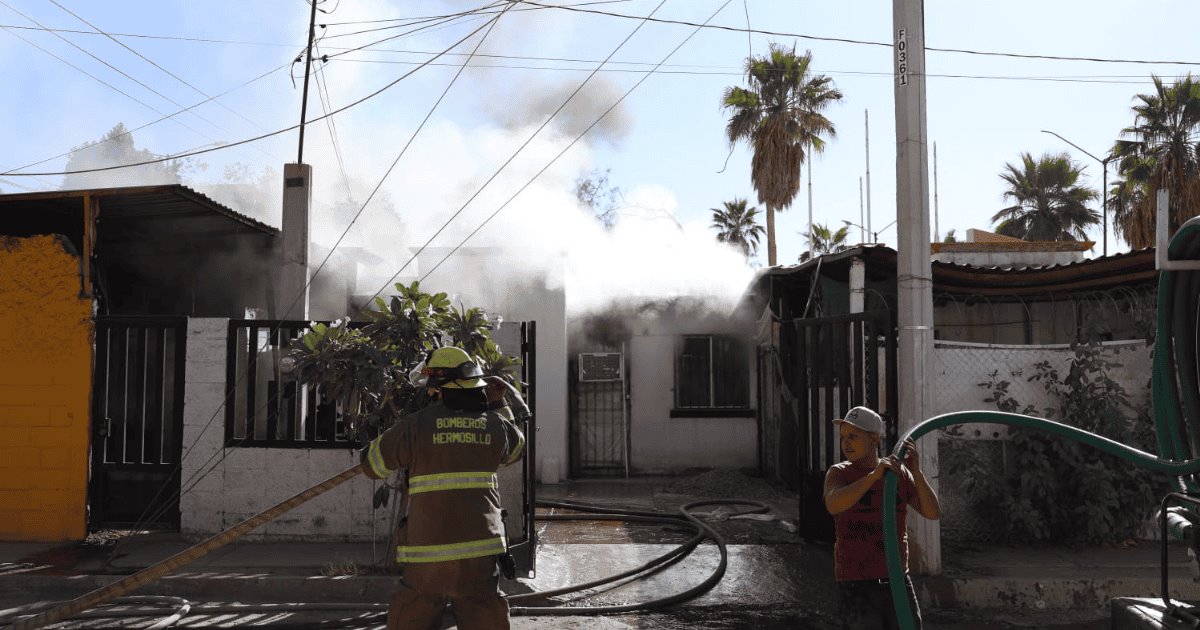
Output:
[0, 185, 550, 567]
[568, 301, 757, 477]
[0, 185, 277, 542]
[932, 228, 1092, 268]
[740, 242, 1157, 541]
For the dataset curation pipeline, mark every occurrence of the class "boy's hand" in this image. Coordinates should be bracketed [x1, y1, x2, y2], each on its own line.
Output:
[900, 437, 921, 474]
[872, 455, 904, 480]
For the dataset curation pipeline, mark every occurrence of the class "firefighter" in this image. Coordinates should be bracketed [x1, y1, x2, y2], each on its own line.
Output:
[360, 346, 526, 630]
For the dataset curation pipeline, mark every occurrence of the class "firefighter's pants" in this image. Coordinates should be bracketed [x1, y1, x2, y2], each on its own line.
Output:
[387, 556, 509, 630]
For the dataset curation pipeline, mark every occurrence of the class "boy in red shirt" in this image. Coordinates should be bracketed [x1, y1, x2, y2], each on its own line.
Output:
[823, 406, 940, 630]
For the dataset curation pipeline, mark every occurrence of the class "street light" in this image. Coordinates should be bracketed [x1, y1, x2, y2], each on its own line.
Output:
[1041, 129, 1113, 257]
[843, 218, 898, 244]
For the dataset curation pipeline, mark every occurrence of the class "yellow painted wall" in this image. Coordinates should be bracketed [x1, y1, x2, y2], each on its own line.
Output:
[0, 235, 93, 541]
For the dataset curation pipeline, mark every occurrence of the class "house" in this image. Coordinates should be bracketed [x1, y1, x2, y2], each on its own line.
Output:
[0, 184, 549, 568]
[567, 299, 757, 477]
[740, 241, 1158, 541]
[0, 185, 277, 542]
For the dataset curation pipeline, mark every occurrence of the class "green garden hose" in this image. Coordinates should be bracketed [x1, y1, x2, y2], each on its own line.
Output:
[882, 410, 1200, 630]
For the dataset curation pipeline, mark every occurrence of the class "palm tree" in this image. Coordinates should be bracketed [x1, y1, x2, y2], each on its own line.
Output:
[798, 222, 850, 261]
[991, 152, 1099, 241]
[723, 44, 843, 266]
[710, 197, 765, 260]
[1109, 74, 1200, 249]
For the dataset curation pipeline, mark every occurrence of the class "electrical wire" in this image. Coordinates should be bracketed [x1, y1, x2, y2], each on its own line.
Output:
[0, 0, 266, 163]
[357, 0, 676, 309]
[1, 61, 289, 176]
[0, 10, 500, 177]
[106, 0, 514, 546]
[509, 0, 1200, 66]
[44, 0, 272, 135]
[325, 55, 1165, 85]
[6, 4, 1200, 67]
[312, 42, 354, 201]
[417, 0, 733, 283]
[319, 0, 631, 27]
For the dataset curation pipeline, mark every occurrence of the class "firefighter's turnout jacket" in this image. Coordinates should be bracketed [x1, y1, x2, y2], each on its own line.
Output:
[360, 401, 525, 566]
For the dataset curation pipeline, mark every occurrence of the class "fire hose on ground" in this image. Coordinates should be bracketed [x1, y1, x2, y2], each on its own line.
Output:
[0, 462, 769, 629]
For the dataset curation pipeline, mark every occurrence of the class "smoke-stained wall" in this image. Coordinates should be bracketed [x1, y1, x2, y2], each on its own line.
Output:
[0, 235, 92, 541]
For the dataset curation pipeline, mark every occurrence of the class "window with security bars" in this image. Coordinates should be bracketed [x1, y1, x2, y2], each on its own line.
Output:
[675, 335, 750, 410]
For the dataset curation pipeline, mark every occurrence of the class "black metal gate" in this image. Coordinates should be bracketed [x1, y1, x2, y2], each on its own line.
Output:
[767, 311, 897, 541]
[569, 351, 628, 477]
[90, 316, 187, 530]
[507, 321, 538, 576]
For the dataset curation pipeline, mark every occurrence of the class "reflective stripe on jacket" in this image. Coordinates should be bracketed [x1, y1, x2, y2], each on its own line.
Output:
[360, 401, 525, 565]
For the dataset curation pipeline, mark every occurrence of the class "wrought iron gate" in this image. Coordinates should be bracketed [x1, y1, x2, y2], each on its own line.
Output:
[570, 351, 628, 477]
[763, 311, 897, 541]
[90, 316, 187, 530]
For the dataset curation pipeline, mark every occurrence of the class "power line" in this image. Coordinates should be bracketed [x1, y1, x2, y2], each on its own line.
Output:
[45, 0, 272, 135]
[313, 43, 354, 201]
[1, 13, 502, 177]
[111, 0, 514, 538]
[0, 0, 271, 165]
[421, 0, 734, 282]
[509, 0, 1200, 66]
[2, 61, 288, 176]
[327, 56, 1162, 85]
[362, 0, 680, 305]
[319, 0, 630, 27]
[10, 12, 1198, 68]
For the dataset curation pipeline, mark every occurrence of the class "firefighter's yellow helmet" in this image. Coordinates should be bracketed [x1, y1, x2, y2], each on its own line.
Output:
[422, 347, 485, 389]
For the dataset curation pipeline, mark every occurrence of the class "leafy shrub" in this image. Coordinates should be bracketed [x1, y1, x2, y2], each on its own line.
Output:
[285, 281, 521, 444]
[945, 341, 1158, 544]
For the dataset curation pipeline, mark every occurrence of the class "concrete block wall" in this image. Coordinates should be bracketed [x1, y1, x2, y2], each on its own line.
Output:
[0, 235, 92, 542]
[180, 318, 391, 542]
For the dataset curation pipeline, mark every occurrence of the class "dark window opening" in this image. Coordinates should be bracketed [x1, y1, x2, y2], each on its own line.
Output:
[675, 335, 750, 411]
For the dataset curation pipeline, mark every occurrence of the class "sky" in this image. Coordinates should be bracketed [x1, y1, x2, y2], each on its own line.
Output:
[1, 0, 1198, 312]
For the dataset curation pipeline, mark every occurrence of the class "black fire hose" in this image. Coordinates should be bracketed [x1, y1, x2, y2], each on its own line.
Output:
[0, 498, 771, 627]
[509, 498, 770, 615]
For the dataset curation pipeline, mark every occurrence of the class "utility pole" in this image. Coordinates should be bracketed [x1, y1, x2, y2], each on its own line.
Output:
[865, 109, 873, 239]
[278, 0, 318, 321]
[893, 0, 939, 575]
[297, 0, 319, 164]
[933, 142, 940, 242]
[859, 177, 865, 244]
[807, 159, 814, 256]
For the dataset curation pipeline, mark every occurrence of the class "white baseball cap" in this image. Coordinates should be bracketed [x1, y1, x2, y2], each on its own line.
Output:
[833, 406, 884, 435]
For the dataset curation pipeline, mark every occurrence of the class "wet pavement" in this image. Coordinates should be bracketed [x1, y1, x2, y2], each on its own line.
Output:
[1, 474, 1197, 628]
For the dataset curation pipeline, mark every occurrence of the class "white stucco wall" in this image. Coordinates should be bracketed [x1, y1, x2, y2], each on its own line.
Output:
[627, 333, 757, 472]
[180, 317, 392, 541]
[931, 339, 1152, 439]
[931, 250, 1085, 267]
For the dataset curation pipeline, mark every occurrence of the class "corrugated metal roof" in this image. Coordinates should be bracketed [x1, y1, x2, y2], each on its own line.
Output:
[742, 245, 1159, 312]
[0, 184, 278, 236]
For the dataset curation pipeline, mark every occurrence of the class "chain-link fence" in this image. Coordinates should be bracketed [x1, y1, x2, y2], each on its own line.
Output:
[932, 339, 1152, 541]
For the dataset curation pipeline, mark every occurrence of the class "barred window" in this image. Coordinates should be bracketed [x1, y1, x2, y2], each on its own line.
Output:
[675, 335, 750, 410]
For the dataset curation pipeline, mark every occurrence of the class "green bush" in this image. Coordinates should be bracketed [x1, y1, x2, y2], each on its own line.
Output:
[945, 341, 1158, 545]
[285, 281, 521, 444]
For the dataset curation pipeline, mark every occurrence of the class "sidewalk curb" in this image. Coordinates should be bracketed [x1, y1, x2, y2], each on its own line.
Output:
[920, 576, 1200, 610]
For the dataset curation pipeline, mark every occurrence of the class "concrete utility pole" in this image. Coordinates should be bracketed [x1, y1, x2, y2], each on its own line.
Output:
[277, 1, 318, 321]
[279, 164, 312, 320]
[893, 0, 939, 574]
